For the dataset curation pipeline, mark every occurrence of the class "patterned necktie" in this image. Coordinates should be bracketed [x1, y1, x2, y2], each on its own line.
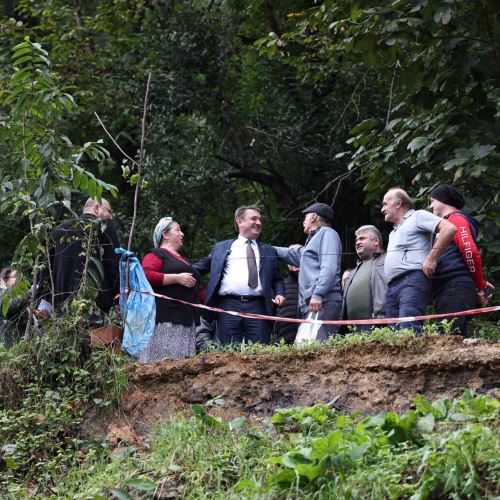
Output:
[246, 240, 258, 289]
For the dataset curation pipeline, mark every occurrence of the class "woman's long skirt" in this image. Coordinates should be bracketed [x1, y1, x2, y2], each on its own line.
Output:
[139, 321, 196, 363]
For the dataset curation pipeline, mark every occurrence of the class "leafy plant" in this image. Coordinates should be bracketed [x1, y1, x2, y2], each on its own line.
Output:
[0, 36, 117, 322]
[255, 0, 500, 274]
[268, 391, 499, 498]
[0, 326, 127, 494]
[20, 391, 498, 499]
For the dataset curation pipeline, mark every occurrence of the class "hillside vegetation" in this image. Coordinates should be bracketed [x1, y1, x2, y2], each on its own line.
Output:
[1, 325, 499, 497]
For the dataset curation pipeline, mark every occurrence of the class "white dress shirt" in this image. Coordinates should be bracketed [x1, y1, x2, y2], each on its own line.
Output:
[219, 235, 263, 296]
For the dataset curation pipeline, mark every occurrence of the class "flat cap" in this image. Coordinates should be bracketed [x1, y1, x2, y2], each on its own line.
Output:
[302, 203, 335, 224]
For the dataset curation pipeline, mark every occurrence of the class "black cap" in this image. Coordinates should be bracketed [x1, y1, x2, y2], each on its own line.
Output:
[302, 203, 335, 224]
[430, 184, 465, 209]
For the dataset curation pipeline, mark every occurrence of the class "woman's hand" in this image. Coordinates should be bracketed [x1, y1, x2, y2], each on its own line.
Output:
[176, 273, 197, 288]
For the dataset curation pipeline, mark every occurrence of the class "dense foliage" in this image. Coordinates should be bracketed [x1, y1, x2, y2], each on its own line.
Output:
[1, 0, 496, 274]
[1, 327, 499, 496]
[0, 325, 126, 494]
[5, 389, 496, 498]
[0, 34, 116, 319]
[258, 0, 500, 267]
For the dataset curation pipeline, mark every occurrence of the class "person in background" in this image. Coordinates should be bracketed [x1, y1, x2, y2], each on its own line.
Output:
[381, 188, 457, 335]
[429, 184, 494, 335]
[195, 317, 218, 352]
[274, 203, 343, 340]
[0, 268, 28, 347]
[194, 206, 285, 345]
[272, 256, 300, 345]
[141, 217, 200, 362]
[40, 198, 120, 314]
[342, 225, 387, 331]
[338, 268, 353, 335]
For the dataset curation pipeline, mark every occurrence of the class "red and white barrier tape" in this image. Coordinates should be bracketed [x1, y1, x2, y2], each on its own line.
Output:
[125, 289, 500, 326]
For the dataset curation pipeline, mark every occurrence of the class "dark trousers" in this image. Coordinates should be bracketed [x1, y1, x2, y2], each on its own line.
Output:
[302, 299, 342, 339]
[386, 270, 431, 334]
[432, 280, 477, 336]
[217, 296, 271, 345]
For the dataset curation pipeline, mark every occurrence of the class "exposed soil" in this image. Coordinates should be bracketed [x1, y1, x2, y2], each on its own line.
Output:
[104, 336, 500, 443]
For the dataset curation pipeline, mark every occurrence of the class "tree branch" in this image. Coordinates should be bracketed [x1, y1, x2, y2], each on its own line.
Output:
[385, 61, 399, 129]
[94, 112, 138, 167]
[215, 153, 297, 210]
[128, 72, 152, 251]
[265, 1, 282, 37]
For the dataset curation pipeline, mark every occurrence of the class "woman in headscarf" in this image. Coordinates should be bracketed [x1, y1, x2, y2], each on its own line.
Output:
[139, 217, 200, 362]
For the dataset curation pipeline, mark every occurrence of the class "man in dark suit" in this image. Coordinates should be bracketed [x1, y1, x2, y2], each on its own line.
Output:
[194, 205, 285, 344]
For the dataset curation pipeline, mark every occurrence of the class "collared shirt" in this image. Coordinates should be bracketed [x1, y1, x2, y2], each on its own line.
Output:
[305, 227, 321, 246]
[219, 235, 263, 296]
[384, 209, 442, 283]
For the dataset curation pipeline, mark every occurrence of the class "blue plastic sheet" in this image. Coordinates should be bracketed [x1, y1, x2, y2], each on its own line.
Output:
[116, 248, 156, 359]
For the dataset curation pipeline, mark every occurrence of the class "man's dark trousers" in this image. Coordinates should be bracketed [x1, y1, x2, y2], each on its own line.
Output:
[432, 280, 477, 336]
[386, 270, 431, 334]
[217, 296, 271, 344]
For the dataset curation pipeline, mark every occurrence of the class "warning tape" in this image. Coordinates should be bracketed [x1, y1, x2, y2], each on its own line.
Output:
[126, 289, 500, 326]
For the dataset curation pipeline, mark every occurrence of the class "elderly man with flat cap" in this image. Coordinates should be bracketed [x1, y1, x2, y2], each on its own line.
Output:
[429, 184, 494, 335]
[273, 203, 342, 340]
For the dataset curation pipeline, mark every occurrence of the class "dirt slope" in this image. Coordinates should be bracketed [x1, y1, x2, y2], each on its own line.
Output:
[107, 336, 500, 440]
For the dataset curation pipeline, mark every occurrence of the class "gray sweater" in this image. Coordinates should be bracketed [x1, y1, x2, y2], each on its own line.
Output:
[275, 227, 342, 314]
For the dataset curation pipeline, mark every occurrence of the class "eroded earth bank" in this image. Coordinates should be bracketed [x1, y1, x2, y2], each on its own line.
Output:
[101, 336, 500, 443]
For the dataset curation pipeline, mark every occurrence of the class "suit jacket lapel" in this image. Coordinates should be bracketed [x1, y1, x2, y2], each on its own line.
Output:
[221, 239, 236, 271]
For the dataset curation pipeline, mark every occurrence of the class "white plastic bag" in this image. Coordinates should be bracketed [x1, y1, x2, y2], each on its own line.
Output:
[295, 312, 321, 344]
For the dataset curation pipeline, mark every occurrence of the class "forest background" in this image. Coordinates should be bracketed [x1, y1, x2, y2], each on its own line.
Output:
[0, 0, 498, 284]
[0, 2, 499, 495]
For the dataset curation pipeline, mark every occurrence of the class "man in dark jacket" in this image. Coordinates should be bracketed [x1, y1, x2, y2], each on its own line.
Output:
[429, 185, 494, 335]
[194, 205, 285, 345]
[342, 225, 387, 331]
[41, 198, 120, 314]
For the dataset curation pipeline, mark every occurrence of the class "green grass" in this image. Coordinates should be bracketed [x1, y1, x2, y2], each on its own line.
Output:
[22, 391, 499, 499]
[468, 318, 500, 341]
[202, 320, 500, 356]
[203, 327, 415, 356]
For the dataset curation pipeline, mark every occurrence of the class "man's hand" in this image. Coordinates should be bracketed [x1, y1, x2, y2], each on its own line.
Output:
[35, 309, 49, 319]
[422, 255, 437, 278]
[423, 220, 456, 278]
[478, 281, 495, 306]
[274, 295, 286, 307]
[309, 297, 323, 312]
[176, 273, 197, 288]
